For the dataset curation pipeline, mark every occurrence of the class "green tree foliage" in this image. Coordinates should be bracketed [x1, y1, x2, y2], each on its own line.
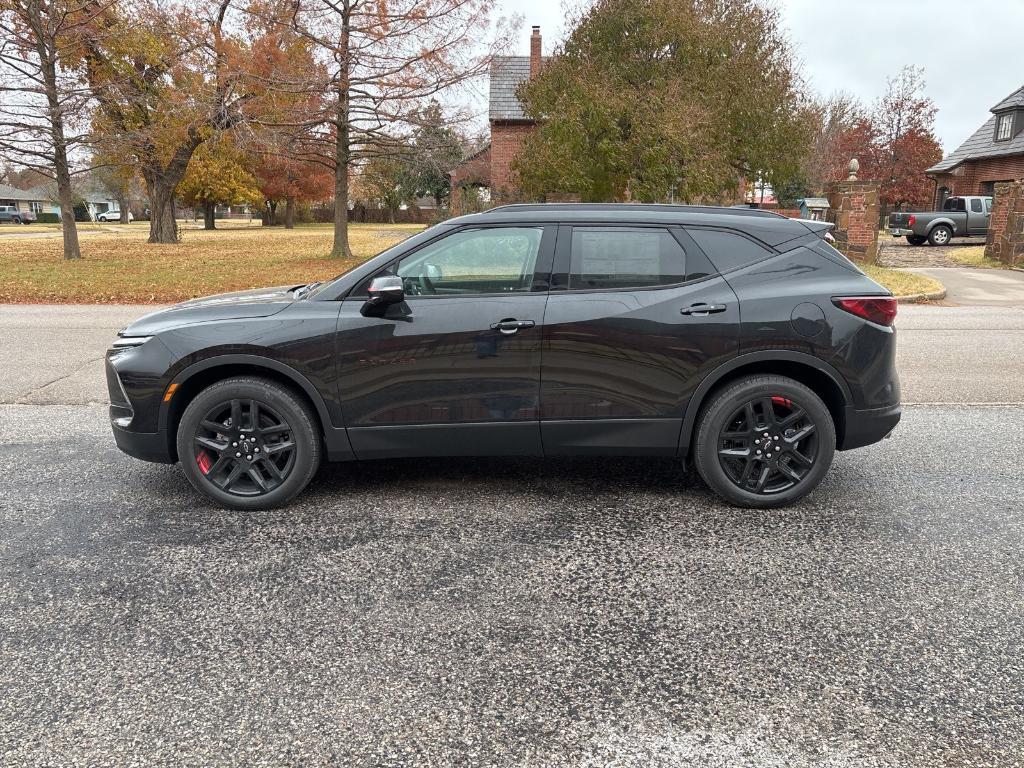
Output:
[513, 0, 810, 203]
[405, 103, 465, 208]
[177, 138, 262, 229]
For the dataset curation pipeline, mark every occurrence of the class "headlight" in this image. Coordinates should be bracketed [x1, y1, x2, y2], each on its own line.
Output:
[111, 335, 153, 349]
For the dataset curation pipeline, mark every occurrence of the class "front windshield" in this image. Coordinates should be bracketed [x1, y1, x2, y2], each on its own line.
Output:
[304, 223, 451, 299]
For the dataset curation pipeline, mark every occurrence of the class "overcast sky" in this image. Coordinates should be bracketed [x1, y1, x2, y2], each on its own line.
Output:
[491, 0, 1024, 155]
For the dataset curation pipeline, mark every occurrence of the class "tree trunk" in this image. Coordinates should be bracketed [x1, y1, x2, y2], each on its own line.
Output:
[285, 197, 295, 229]
[330, 19, 353, 260]
[117, 192, 130, 224]
[144, 174, 179, 243]
[204, 201, 216, 230]
[37, 31, 80, 259]
[267, 200, 277, 227]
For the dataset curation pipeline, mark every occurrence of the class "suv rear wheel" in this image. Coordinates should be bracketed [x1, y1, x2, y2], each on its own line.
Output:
[906, 235, 927, 246]
[694, 375, 836, 508]
[176, 376, 321, 510]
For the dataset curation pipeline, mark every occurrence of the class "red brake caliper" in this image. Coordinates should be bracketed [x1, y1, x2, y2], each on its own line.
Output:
[196, 450, 213, 474]
[771, 396, 792, 409]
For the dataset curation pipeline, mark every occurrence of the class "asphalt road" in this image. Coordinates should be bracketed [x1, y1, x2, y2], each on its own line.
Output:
[2, 300, 1024, 767]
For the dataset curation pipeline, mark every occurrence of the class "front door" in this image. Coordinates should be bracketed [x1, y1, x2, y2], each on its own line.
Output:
[540, 225, 740, 455]
[336, 225, 554, 459]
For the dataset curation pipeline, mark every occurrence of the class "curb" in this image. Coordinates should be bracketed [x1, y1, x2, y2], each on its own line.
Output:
[894, 287, 946, 304]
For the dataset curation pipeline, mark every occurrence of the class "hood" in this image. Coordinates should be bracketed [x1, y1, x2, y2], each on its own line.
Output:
[121, 284, 301, 336]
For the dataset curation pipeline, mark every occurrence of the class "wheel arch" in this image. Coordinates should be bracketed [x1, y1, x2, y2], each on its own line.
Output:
[159, 355, 347, 462]
[925, 217, 956, 233]
[679, 352, 851, 459]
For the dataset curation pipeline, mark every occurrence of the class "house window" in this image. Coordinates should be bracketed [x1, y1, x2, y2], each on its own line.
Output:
[29, 201, 44, 214]
[996, 113, 1013, 141]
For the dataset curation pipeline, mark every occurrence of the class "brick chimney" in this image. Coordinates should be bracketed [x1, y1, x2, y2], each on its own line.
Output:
[530, 26, 542, 80]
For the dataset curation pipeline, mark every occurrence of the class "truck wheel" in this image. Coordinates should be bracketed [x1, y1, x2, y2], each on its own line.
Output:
[928, 225, 953, 246]
[906, 235, 927, 246]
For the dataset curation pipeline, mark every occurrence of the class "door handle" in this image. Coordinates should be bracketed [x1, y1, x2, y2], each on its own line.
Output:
[680, 303, 727, 316]
[490, 318, 535, 335]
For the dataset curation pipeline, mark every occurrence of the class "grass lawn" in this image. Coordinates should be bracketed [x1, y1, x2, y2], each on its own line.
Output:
[0, 223, 424, 304]
[862, 265, 944, 298]
[946, 244, 1006, 269]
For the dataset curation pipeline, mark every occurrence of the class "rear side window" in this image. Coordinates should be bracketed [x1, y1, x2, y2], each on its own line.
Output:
[687, 229, 772, 273]
[569, 227, 686, 290]
[943, 198, 966, 212]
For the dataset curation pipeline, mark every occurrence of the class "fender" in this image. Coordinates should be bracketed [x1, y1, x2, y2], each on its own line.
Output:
[924, 216, 958, 233]
[159, 353, 355, 462]
[677, 350, 853, 458]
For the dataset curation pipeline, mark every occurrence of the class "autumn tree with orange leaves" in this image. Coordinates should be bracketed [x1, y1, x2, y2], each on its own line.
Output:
[817, 67, 943, 210]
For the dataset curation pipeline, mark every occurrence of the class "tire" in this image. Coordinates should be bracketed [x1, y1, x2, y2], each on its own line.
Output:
[176, 376, 321, 510]
[906, 235, 927, 246]
[693, 375, 836, 509]
[928, 224, 952, 246]
[12, 217, 20, 225]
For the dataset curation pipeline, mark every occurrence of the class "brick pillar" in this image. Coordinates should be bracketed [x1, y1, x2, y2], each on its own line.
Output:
[826, 180, 880, 265]
[984, 180, 1024, 267]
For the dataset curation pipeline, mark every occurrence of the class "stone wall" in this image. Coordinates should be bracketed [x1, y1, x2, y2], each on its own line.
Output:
[984, 180, 1024, 267]
[826, 180, 880, 265]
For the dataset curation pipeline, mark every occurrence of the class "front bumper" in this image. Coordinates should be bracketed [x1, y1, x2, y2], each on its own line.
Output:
[111, 421, 175, 463]
[839, 403, 901, 451]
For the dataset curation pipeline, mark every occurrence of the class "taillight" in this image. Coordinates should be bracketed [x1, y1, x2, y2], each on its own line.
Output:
[908, 215, 916, 226]
[833, 297, 898, 327]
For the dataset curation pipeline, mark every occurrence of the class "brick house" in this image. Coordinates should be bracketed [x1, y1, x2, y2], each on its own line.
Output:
[927, 85, 1024, 207]
[450, 26, 548, 212]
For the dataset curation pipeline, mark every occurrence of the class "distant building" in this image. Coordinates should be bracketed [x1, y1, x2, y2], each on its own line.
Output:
[798, 197, 830, 221]
[450, 26, 549, 212]
[0, 183, 58, 218]
[927, 84, 1024, 207]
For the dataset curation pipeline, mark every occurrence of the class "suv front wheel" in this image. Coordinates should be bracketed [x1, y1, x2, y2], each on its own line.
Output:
[176, 376, 321, 510]
[694, 375, 836, 508]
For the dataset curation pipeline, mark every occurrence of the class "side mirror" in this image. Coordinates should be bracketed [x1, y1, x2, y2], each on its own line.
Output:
[361, 275, 405, 317]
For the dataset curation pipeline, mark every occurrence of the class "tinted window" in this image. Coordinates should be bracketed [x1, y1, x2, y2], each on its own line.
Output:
[382, 227, 542, 296]
[687, 228, 772, 273]
[943, 198, 966, 212]
[971, 198, 983, 213]
[568, 227, 686, 290]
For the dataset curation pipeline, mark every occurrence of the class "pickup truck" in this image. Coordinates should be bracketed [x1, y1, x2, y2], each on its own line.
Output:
[888, 195, 992, 246]
[0, 205, 35, 224]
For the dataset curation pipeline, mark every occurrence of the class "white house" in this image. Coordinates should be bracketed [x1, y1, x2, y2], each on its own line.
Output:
[0, 184, 59, 218]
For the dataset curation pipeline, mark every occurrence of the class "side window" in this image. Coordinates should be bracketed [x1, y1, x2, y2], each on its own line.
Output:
[687, 228, 772, 273]
[386, 227, 543, 296]
[984, 198, 993, 213]
[568, 227, 686, 290]
[971, 198, 983, 213]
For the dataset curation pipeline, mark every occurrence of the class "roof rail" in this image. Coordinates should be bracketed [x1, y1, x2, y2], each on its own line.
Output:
[481, 202, 786, 218]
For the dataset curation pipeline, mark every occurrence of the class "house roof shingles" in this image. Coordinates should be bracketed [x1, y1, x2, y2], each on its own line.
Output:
[489, 55, 550, 122]
[928, 84, 1024, 174]
[0, 183, 50, 201]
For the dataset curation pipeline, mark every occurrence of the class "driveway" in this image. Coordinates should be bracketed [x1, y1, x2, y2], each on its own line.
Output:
[2, 302, 1023, 766]
[909, 267, 1024, 306]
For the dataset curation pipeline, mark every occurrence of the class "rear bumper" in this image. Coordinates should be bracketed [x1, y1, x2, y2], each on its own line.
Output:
[839, 403, 901, 451]
[889, 228, 914, 237]
[111, 420, 175, 464]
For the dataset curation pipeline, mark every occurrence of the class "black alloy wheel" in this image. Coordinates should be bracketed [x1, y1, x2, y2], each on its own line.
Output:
[694, 374, 836, 508]
[177, 376, 321, 509]
[717, 396, 818, 495]
[192, 398, 296, 497]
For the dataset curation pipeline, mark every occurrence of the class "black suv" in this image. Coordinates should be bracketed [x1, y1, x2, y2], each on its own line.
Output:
[108, 204, 900, 509]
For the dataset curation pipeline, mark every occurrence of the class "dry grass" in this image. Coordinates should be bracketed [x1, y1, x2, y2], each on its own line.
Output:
[0, 223, 424, 304]
[862, 265, 944, 298]
[946, 245, 1006, 269]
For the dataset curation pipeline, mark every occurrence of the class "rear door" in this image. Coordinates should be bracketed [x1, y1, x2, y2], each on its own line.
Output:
[336, 225, 555, 458]
[539, 224, 740, 455]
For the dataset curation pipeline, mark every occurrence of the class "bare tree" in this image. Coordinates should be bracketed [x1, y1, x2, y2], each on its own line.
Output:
[255, 0, 512, 258]
[0, 0, 104, 259]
